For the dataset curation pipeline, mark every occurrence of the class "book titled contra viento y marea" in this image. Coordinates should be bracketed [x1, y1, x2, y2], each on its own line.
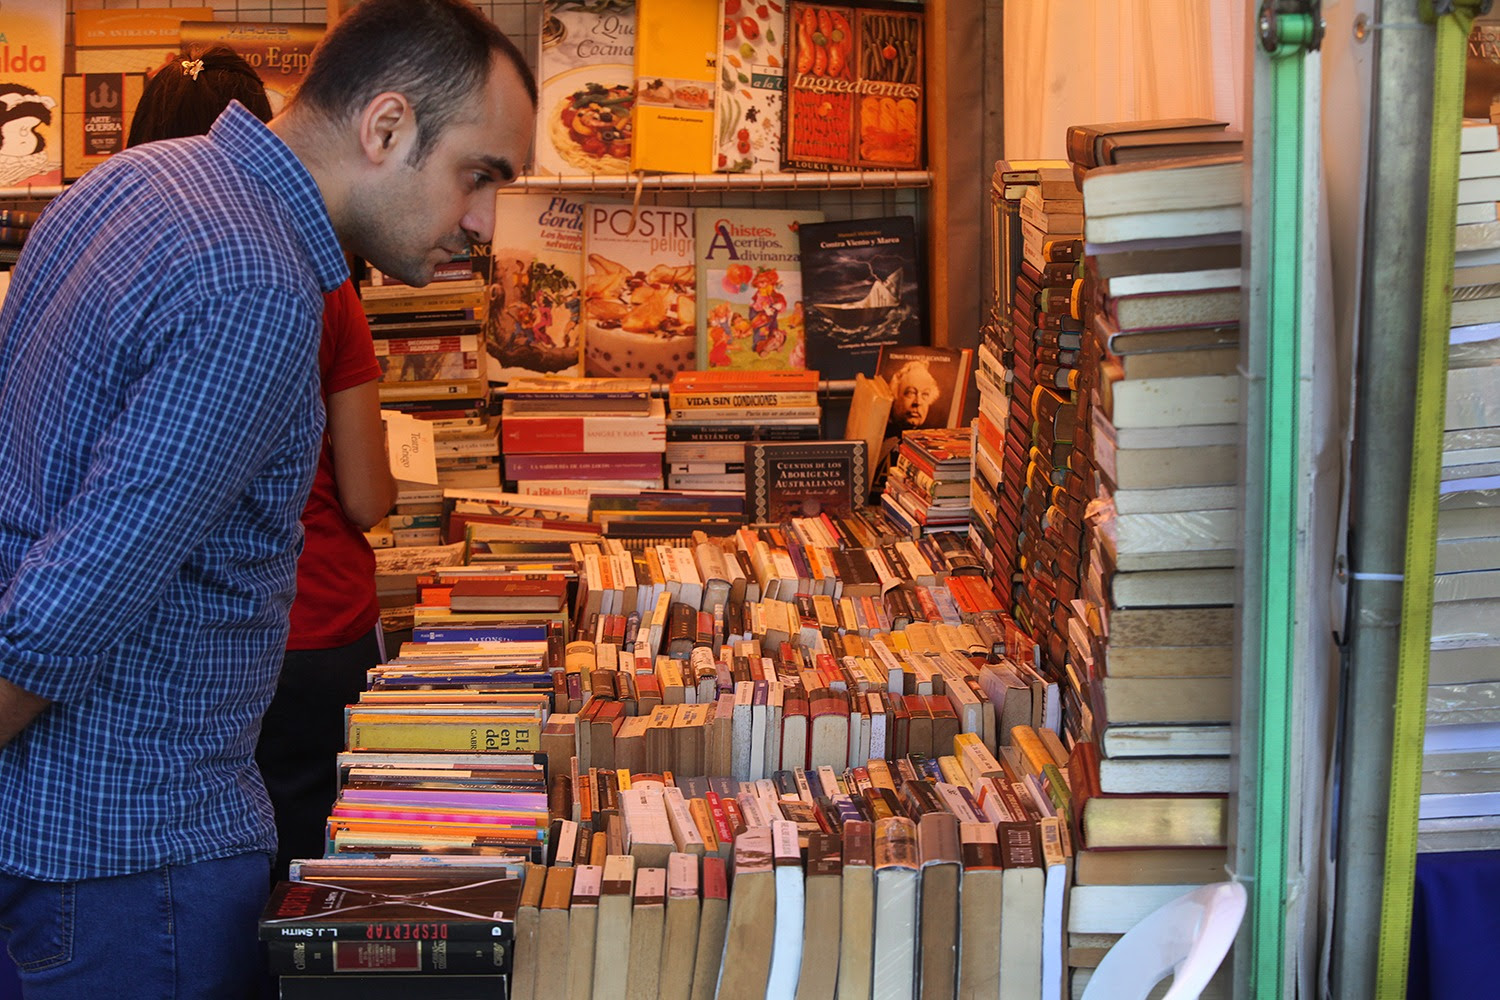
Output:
[798, 215, 922, 382]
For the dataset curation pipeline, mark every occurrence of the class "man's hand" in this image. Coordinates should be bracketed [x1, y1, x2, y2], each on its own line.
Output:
[0, 677, 50, 749]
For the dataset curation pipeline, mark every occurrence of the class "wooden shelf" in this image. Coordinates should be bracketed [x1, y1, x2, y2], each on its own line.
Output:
[503, 170, 934, 194]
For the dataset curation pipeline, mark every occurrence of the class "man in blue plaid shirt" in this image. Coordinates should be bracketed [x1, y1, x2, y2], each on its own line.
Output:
[0, 2, 534, 995]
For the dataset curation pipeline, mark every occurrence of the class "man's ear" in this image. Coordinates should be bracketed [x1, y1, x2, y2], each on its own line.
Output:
[358, 92, 413, 165]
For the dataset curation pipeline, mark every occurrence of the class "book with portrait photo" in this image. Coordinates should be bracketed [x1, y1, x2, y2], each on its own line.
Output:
[874, 344, 972, 466]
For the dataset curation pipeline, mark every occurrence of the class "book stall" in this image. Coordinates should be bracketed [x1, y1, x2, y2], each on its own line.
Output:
[2, 2, 1498, 1000]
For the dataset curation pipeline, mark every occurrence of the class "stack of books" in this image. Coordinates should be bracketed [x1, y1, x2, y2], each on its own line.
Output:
[880, 426, 975, 537]
[362, 260, 500, 490]
[1421, 119, 1500, 852]
[498, 376, 666, 499]
[1059, 126, 1244, 995]
[664, 369, 823, 492]
[997, 162, 1089, 669]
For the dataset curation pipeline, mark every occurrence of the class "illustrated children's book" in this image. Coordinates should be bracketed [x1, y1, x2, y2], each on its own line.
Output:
[487, 192, 587, 379]
[0, 2, 64, 188]
[695, 209, 824, 371]
[582, 203, 697, 380]
[798, 215, 923, 381]
[535, 0, 637, 176]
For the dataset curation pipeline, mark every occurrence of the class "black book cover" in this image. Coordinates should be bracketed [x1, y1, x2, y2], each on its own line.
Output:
[259, 877, 519, 942]
[798, 216, 923, 381]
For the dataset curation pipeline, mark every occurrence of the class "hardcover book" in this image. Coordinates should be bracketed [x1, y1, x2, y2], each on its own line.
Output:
[632, 0, 719, 174]
[259, 876, 520, 941]
[695, 209, 824, 371]
[487, 192, 587, 379]
[535, 0, 637, 176]
[745, 440, 868, 522]
[713, 0, 789, 172]
[798, 216, 923, 381]
[582, 203, 697, 379]
[0, 2, 63, 188]
[783, 1, 923, 171]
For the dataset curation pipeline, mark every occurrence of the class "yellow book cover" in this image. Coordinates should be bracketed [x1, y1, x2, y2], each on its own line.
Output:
[346, 717, 541, 753]
[0, 2, 64, 188]
[631, 0, 718, 174]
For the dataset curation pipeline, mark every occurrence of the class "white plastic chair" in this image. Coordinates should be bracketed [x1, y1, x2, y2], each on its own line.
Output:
[1079, 881, 1248, 1000]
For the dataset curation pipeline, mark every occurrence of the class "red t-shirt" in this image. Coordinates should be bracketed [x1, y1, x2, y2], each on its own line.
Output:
[287, 279, 384, 650]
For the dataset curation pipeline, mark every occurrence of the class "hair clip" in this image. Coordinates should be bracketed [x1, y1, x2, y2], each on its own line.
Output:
[181, 58, 204, 81]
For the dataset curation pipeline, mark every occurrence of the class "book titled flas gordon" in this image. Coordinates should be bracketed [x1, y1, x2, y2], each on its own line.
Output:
[695, 209, 824, 372]
[488, 192, 587, 380]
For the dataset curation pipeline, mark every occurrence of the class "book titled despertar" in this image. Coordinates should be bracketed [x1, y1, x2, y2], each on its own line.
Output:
[798, 216, 922, 382]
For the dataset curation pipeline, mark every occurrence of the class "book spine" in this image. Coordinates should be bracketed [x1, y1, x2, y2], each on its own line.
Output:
[500, 415, 667, 454]
[503, 453, 665, 480]
[346, 720, 540, 753]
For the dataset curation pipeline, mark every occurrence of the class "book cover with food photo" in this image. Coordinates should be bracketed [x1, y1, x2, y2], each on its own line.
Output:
[713, 0, 790, 172]
[582, 203, 697, 380]
[784, 0, 922, 171]
[695, 208, 823, 371]
[633, 0, 719, 174]
[535, 0, 637, 176]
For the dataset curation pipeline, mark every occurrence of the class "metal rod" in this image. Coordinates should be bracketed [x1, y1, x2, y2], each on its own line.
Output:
[1331, 1, 1435, 995]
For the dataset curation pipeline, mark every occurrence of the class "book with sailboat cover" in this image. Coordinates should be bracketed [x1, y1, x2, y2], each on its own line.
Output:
[797, 215, 923, 381]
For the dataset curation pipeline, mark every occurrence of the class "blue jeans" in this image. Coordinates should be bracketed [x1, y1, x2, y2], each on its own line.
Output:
[0, 852, 270, 1000]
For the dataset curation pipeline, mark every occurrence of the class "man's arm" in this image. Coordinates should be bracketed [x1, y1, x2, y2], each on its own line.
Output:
[0, 677, 49, 748]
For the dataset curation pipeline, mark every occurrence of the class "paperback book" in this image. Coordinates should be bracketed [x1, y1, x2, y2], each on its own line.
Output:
[178, 20, 324, 114]
[0, 2, 64, 188]
[695, 209, 824, 371]
[582, 203, 697, 379]
[713, 0, 789, 172]
[632, 0, 719, 173]
[535, 0, 637, 176]
[798, 216, 923, 381]
[487, 192, 587, 379]
[783, 1, 923, 171]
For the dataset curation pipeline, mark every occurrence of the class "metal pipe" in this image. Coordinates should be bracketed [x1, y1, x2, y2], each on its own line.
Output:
[1330, 1, 1434, 994]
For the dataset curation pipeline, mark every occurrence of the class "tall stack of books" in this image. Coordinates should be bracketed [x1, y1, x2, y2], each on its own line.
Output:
[362, 259, 500, 490]
[498, 377, 666, 499]
[994, 163, 1088, 672]
[974, 162, 1070, 599]
[1421, 119, 1500, 852]
[664, 370, 823, 492]
[1061, 126, 1245, 996]
[880, 426, 975, 537]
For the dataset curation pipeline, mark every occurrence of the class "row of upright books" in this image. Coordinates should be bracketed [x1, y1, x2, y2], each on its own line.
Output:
[535, 0, 924, 178]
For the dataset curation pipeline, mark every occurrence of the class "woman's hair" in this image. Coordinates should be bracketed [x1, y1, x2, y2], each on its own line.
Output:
[292, 0, 537, 166]
[127, 45, 272, 146]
